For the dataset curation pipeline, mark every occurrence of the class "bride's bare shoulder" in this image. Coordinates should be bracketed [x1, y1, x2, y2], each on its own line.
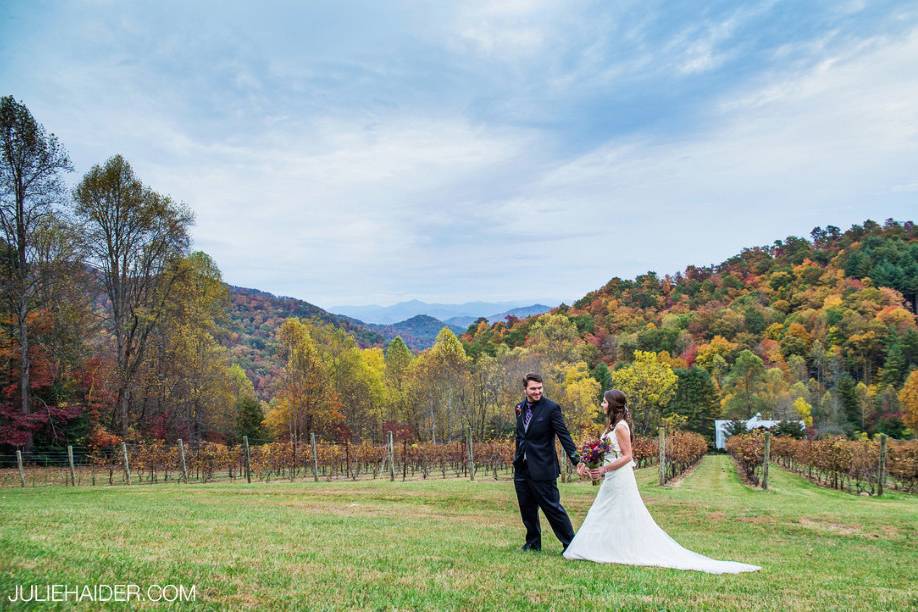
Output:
[614, 420, 631, 433]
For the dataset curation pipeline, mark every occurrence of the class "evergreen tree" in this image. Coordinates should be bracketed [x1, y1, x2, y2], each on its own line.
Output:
[878, 329, 918, 387]
[669, 367, 720, 442]
[236, 396, 265, 442]
[835, 373, 861, 431]
[590, 362, 613, 402]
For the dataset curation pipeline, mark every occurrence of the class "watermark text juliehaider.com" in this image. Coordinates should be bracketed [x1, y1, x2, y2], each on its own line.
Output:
[8, 583, 197, 603]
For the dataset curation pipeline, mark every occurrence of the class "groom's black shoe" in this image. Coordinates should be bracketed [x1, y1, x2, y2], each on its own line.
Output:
[520, 544, 541, 552]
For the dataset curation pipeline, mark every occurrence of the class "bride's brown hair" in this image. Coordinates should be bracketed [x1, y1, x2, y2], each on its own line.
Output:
[603, 389, 634, 444]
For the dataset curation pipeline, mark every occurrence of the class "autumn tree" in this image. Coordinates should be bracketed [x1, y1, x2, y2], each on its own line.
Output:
[309, 322, 387, 440]
[554, 361, 601, 436]
[792, 397, 813, 427]
[74, 155, 192, 435]
[264, 318, 341, 442]
[384, 336, 413, 427]
[0, 96, 73, 447]
[145, 252, 237, 442]
[899, 370, 918, 432]
[408, 328, 468, 442]
[356, 347, 388, 440]
[466, 353, 501, 439]
[695, 335, 738, 386]
[612, 350, 677, 434]
[526, 313, 582, 364]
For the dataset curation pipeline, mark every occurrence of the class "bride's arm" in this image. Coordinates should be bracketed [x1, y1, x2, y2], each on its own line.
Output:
[603, 423, 634, 473]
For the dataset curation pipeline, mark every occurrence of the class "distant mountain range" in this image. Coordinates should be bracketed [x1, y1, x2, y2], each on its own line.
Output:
[444, 304, 552, 328]
[224, 287, 552, 396]
[329, 299, 551, 325]
[365, 315, 466, 351]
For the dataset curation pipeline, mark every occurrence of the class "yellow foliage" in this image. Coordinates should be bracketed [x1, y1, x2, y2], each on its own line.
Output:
[900, 371, 918, 431]
[792, 397, 813, 427]
[556, 361, 601, 436]
[612, 350, 678, 434]
[657, 350, 687, 369]
[764, 322, 784, 341]
[696, 335, 738, 370]
[785, 322, 811, 343]
[273, 318, 343, 439]
[876, 306, 917, 332]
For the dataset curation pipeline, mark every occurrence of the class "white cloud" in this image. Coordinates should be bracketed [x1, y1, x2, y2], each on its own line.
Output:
[127, 116, 545, 303]
[448, 0, 566, 59]
[464, 27, 918, 289]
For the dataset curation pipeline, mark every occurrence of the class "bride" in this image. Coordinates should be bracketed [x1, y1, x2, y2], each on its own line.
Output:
[563, 389, 761, 574]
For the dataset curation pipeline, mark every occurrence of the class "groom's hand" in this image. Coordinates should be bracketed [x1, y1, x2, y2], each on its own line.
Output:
[576, 463, 589, 479]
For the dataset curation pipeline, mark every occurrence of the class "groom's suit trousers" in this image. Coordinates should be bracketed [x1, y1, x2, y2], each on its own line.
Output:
[514, 460, 575, 550]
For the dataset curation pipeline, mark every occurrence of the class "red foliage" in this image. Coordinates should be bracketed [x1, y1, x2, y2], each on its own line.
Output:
[330, 422, 352, 443]
[0, 402, 83, 447]
[0, 312, 58, 401]
[382, 420, 415, 442]
[87, 425, 121, 450]
[681, 343, 698, 366]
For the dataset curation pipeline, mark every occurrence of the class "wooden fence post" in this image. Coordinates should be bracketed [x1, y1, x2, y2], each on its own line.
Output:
[877, 434, 888, 497]
[67, 445, 76, 486]
[16, 450, 25, 487]
[388, 431, 395, 481]
[178, 439, 188, 482]
[122, 441, 131, 485]
[658, 427, 666, 486]
[310, 432, 318, 482]
[344, 439, 351, 480]
[290, 434, 297, 482]
[467, 426, 475, 481]
[762, 432, 771, 491]
[402, 440, 408, 481]
[243, 435, 252, 484]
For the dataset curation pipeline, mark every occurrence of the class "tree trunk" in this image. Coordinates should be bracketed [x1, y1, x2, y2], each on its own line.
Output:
[446, 393, 452, 442]
[17, 297, 33, 451]
[118, 388, 130, 436]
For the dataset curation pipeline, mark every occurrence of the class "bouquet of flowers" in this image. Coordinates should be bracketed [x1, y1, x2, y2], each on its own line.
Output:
[580, 438, 611, 486]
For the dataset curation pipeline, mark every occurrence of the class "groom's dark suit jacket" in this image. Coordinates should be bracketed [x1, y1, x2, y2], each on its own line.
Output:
[513, 396, 581, 481]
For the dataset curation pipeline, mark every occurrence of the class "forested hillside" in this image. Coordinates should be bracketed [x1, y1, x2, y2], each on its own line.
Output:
[222, 290, 463, 397]
[462, 220, 917, 439]
[223, 286, 383, 397]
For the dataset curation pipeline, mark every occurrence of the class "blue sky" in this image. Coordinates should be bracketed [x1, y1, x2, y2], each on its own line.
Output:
[2, 1, 916, 308]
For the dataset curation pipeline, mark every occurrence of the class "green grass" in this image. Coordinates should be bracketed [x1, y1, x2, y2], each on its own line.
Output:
[1, 455, 915, 610]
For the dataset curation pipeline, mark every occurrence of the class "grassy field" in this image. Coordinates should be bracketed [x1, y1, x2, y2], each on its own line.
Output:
[0, 455, 915, 610]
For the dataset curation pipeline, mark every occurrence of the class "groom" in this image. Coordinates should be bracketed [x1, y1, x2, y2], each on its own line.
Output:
[513, 372, 589, 552]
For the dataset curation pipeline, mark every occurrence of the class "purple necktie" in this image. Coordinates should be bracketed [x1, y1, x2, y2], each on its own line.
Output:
[524, 405, 533, 430]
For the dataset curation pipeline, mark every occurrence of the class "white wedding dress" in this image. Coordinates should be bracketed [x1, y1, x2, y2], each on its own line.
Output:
[563, 428, 760, 574]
